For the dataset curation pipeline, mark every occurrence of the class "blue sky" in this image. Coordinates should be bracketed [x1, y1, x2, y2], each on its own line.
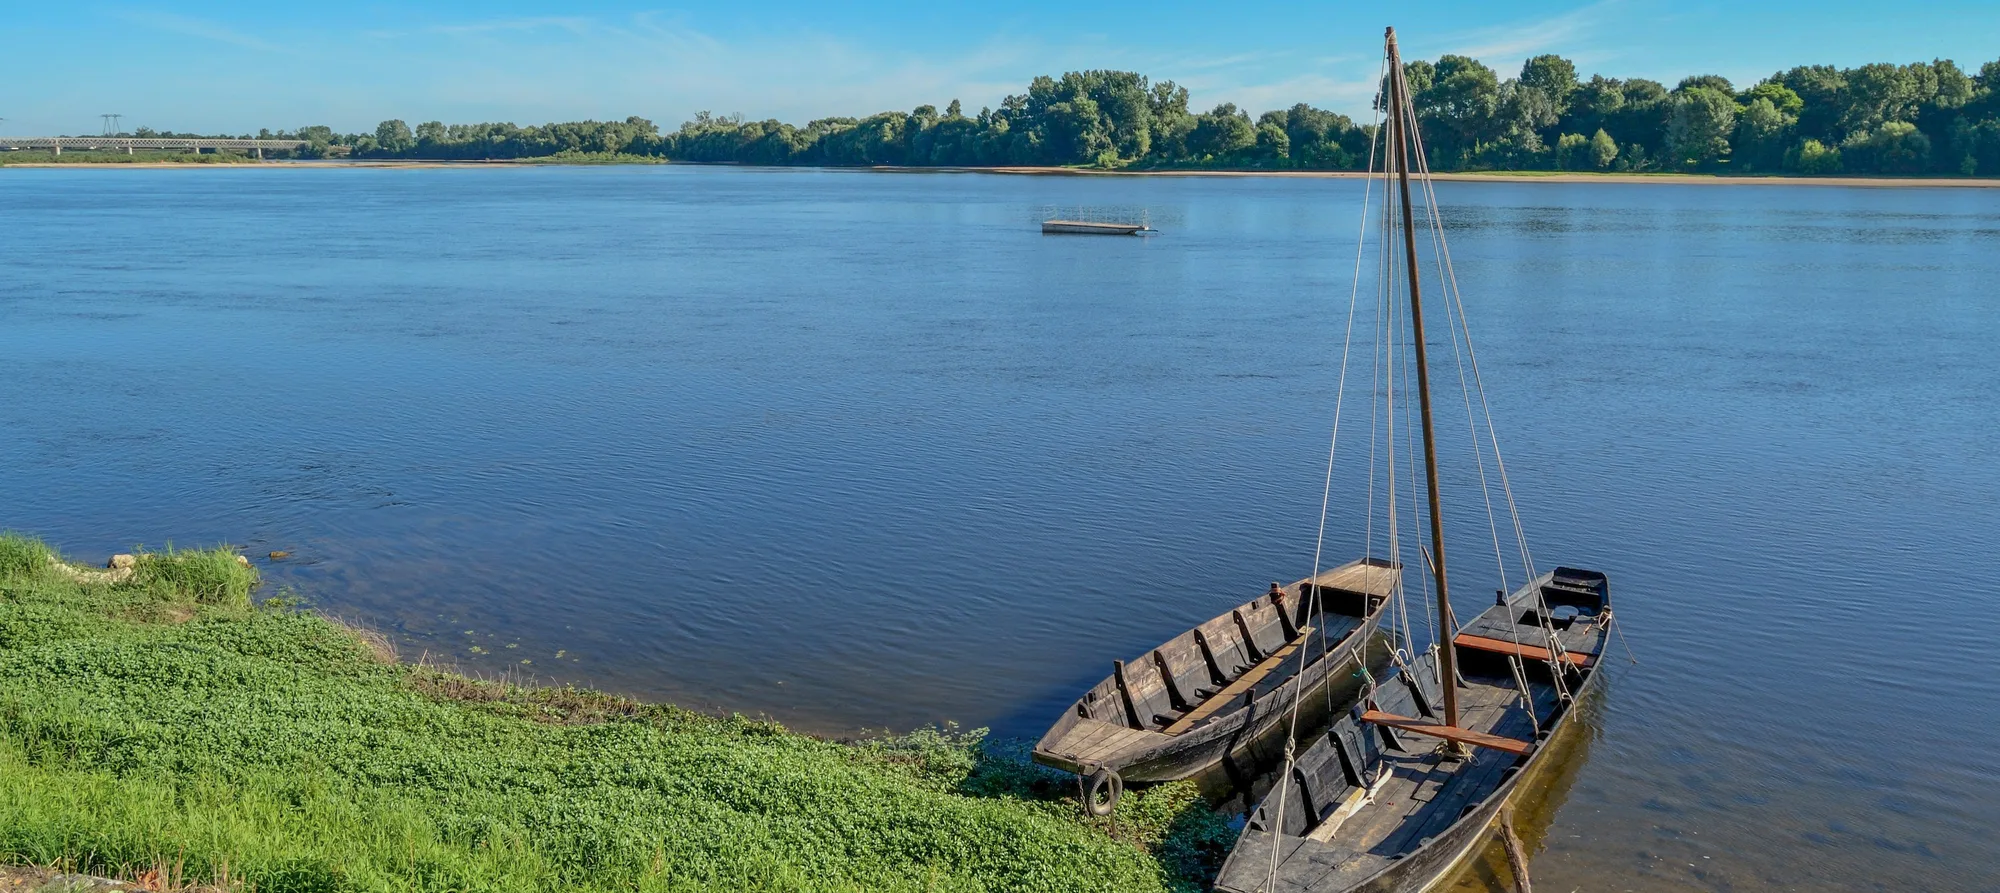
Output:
[4, 1, 1997, 135]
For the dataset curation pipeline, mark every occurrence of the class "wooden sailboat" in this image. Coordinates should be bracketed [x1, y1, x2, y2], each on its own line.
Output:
[1212, 27, 1618, 892]
[1032, 561, 1395, 811]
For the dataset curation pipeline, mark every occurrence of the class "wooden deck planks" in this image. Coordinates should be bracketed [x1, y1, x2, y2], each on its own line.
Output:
[1047, 718, 1168, 765]
[1311, 561, 1400, 598]
[1283, 681, 1538, 867]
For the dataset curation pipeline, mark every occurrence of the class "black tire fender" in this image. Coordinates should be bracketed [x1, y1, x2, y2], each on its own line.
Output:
[1083, 767, 1124, 817]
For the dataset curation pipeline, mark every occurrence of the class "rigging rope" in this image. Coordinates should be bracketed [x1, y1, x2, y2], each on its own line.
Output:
[1261, 51, 1387, 893]
[1396, 70, 1573, 702]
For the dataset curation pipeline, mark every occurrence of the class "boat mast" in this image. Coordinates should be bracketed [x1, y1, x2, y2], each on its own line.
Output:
[1385, 27, 1463, 733]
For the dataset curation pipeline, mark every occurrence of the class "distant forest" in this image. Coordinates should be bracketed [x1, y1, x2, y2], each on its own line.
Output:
[245, 53, 2000, 175]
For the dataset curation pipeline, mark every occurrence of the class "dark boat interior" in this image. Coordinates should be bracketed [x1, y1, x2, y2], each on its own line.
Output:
[1033, 558, 1397, 777]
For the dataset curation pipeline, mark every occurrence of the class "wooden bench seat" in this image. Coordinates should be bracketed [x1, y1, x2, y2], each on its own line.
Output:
[1358, 710, 1535, 756]
[1453, 632, 1595, 667]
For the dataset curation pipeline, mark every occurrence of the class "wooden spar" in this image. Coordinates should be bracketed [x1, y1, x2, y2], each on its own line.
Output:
[1454, 633, 1595, 667]
[1358, 709, 1534, 756]
[1385, 27, 1462, 733]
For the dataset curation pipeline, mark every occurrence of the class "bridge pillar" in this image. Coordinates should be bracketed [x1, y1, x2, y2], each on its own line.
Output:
[52, 144, 60, 156]
[127, 145, 134, 155]
[256, 146, 264, 161]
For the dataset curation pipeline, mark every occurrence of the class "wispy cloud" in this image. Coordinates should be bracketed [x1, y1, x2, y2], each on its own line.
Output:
[1168, 51, 1280, 72]
[337, 12, 1071, 124]
[1199, 72, 1385, 118]
[432, 16, 594, 36]
[1434, 0, 1625, 64]
[115, 10, 282, 52]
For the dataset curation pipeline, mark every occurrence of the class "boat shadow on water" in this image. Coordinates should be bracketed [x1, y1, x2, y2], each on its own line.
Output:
[1432, 690, 1604, 893]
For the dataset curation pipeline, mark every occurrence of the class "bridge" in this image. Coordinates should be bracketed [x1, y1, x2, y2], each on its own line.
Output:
[0, 137, 309, 158]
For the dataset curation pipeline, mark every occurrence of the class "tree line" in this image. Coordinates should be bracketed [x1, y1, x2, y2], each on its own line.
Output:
[263, 52, 2000, 176]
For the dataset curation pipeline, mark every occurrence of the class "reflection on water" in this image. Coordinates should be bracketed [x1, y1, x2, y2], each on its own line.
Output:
[3, 168, 1998, 892]
[1441, 679, 1605, 892]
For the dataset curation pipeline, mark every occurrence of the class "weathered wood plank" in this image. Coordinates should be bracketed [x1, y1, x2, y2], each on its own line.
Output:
[1454, 633, 1595, 667]
[1311, 560, 1400, 598]
[1359, 710, 1535, 756]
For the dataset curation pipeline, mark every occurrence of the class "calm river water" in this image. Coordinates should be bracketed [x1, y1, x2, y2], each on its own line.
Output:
[2, 166, 1995, 891]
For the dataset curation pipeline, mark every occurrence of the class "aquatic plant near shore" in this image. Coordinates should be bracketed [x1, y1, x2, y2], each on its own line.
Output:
[0, 534, 1223, 891]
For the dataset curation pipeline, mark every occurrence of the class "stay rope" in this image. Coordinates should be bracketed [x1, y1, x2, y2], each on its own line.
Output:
[1396, 79, 1575, 700]
[1261, 51, 1387, 893]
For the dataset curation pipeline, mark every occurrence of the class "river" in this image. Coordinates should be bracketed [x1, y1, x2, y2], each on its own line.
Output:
[2, 165, 1995, 891]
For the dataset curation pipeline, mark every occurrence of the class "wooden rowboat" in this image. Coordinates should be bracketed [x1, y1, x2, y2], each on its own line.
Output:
[1032, 558, 1396, 804]
[1212, 568, 1612, 893]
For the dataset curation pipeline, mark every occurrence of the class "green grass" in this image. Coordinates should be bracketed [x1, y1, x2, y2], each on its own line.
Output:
[0, 534, 1229, 891]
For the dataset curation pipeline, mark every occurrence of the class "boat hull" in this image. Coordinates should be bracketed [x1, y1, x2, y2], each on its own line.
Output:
[1033, 559, 1398, 785]
[1041, 220, 1149, 235]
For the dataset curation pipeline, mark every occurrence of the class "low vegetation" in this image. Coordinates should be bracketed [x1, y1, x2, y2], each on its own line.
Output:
[0, 151, 257, 165]
[0, 533, 1230, 892]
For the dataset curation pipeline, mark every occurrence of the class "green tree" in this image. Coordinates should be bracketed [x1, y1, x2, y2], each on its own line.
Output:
[1839, 63, 1932, 136]
[1787, 138, 1842, 174]
[1611, 79, 1672, 161]
[1036, 97, 1110, 164]
[1254, 111, 1291, 163]
[1282, 104, 1363, 168]
[1483, 79, 1557, 169]
[374, 119, 414, 154]
[1741, 81, 1805, 117]
[1414, 55, 1502, 167]
[1677, 74, 1735, 95]
[1948, 117, 2000, 174]
[1841, 120, 1931, 173]
[1024, 71, 1155, 163]
[1665, 87, 1738, 168]
[1554, 132, 1588, 169]
[1560, 75, 1624, 138]
[1188, 103, 1255, 159]
[1776, 65, 1847, 144]
[1145, 80, 1193, 160]
[1521, 55, 1580, 111]
[1732, 97, 1794, 172]
[1589, 129, 1619, 169]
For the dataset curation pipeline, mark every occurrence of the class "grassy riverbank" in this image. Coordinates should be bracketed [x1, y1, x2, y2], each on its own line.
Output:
[0, 535, 1227, 892]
